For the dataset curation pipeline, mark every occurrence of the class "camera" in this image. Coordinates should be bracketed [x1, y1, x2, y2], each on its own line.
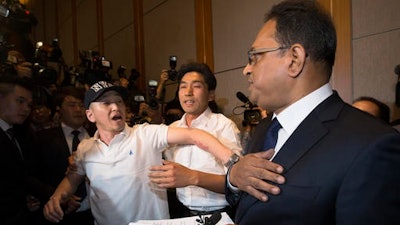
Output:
[31, 40, 60, 86]
[69, 50, 113, 86]
[0, 2, 38, 34]
[243, 109, 262, 126]
[129, 91, 158, 125]
[147, 79, 159, 110]
[236, 91, 262, 126]
[32, 63, 58, 86]
[167, 55, 177, 81]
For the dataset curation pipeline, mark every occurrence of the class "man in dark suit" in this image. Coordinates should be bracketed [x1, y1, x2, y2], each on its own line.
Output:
[0, 74, 34, 225]
[33, 86, 94, 224]
[225, 1, 400, 225]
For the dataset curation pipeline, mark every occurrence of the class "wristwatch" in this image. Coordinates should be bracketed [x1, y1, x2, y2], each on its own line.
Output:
[224, 153, 240, 168]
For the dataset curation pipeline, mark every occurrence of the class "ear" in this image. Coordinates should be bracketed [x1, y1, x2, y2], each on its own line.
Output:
[287, 44, 307, 78]
[208, 90, 216, 101]
[86, 109, 95, 123]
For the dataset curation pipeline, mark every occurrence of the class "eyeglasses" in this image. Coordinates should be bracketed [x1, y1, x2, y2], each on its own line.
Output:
[247, 46, 286, 66]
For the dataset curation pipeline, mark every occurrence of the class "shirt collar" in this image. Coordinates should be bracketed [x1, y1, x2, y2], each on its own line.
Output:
[61, 122, 85, 136]
[0, 119, 12, 132]
[275, 83, 333, 136]
[177, 107, 212, 127]
[93, 123, 128, 142]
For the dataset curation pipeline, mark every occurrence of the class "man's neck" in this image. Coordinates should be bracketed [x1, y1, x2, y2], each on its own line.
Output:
[184, 108, 209, 127]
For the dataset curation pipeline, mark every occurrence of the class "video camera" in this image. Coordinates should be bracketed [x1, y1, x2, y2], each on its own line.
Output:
[167, 55, 178, 81]
[31, 40, 61, 86]
[0, 1, 38, 34]
[79, 50, 112, 71]
[63, 50, 112, 86]
[236, 91, 262, 126]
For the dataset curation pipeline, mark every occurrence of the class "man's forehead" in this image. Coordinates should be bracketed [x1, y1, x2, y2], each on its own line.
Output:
[252, 20, 277, 48]
[181, 72, 206, 84]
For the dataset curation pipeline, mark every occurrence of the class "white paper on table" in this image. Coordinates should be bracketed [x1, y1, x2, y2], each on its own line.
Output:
[128, 212, 234, 225]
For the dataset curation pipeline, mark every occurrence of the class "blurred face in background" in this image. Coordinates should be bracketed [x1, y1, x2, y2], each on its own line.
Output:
[0, 85, 32, 125]
[119, 77, 129, 88]
[352, 100, 380, 117]
[30, 104, 52, 125]
[58, 95, 86, 129]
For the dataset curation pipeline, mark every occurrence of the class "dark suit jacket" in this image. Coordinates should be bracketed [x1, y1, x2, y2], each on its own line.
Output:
[32, 126, 94, 224]
[227, 93, 400, 225]
[34, 126, 72, 195]
[33, 126, 94, 200]
[0, 125, 35, 225]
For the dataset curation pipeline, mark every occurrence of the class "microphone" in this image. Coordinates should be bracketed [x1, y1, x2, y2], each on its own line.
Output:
[395, 64, 400, 76]
[395, 65, 400, 106]
[236, 91, 256, 108]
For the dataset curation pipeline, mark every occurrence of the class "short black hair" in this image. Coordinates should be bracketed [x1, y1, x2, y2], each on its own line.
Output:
[353, 96, 390, 123]
[266, 0, 336, 76]
[54, 86, 85, 108]
[0, 73, 34, 96]
[176, 62, 217, 91]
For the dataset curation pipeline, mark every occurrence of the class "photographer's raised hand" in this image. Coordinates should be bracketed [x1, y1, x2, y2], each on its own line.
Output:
[229, 149, 285, 201]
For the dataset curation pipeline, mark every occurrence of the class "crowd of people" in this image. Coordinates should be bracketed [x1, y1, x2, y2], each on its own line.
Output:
[0, 40, 241, 225]
[1, 0, 400, 225]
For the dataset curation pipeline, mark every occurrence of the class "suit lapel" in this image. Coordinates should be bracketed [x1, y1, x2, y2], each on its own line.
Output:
[0, 128, 24, 161]
[272, 113, 328, 170]
[273, 92, 344, 172]
[56, 127, 72, 157]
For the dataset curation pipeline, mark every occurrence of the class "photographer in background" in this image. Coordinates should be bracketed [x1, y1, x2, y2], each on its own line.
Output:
[156, 69, 170, 102]
[155, 56, 178, 104]
[155, 69, 183, 125]
[7, 50, 32, 78]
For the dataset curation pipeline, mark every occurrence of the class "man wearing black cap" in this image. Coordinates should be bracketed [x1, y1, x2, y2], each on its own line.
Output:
[43, 81, 237, 225]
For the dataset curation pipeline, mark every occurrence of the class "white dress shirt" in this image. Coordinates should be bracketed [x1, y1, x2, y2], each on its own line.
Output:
[165, 107, 242, 211]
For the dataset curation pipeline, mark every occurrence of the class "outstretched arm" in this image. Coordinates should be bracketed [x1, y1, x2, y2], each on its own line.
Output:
[166, 127, 234, 164]
[43, 173, 85, 223]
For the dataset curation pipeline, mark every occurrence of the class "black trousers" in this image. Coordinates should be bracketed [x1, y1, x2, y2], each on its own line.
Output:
[167, 188, 236, 219]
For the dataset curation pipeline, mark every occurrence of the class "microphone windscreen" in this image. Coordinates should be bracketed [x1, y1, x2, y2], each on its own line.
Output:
[395, 64, 400, 75]
[236, 91, 249, 103]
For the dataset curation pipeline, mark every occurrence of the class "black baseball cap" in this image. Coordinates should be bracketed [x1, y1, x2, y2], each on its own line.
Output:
[84, 81, 128, 109]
